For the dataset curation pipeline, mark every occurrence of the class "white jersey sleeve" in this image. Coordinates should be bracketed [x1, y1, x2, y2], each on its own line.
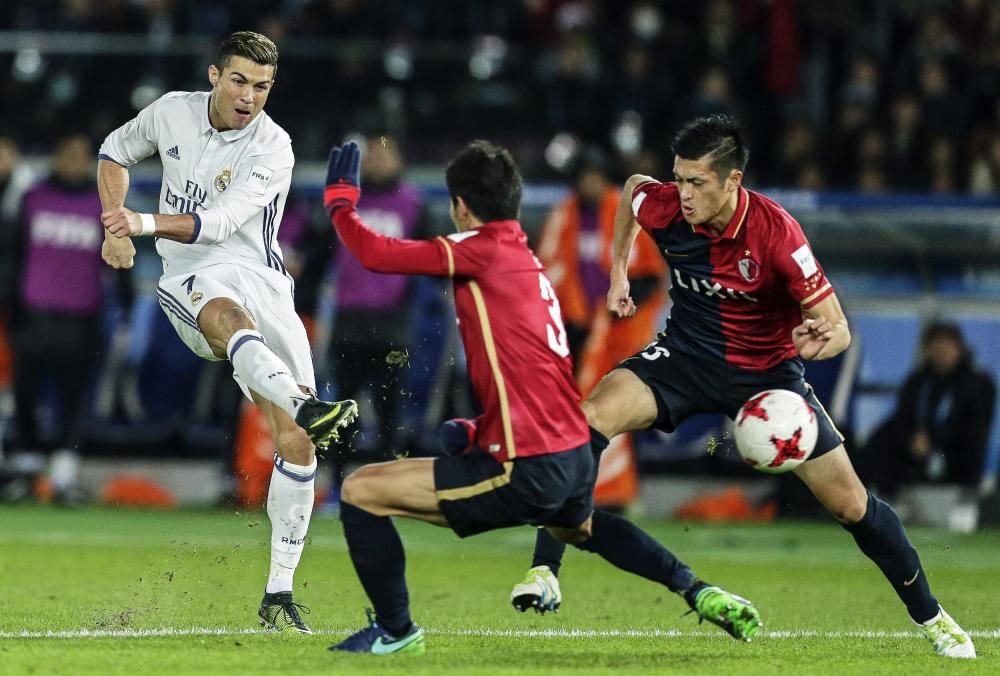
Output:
[193, 145, 294, 245]
[98, 98, 163, 166]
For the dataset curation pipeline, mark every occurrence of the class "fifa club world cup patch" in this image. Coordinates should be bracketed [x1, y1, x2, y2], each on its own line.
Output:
[247, 165, 274, 193]
[738, 257, 760, 282]
[214, 169, 232, 192]
[791, 244, 818, 278]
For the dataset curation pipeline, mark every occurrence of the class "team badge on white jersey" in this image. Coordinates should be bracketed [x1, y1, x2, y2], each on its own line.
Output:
[214, 169, 232, 192]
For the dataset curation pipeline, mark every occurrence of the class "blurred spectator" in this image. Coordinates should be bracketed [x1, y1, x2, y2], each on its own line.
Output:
[841, 54, 881, 111]
[7, 134, 130, 503]
[540, 34, 608, 142]
[795, 162, 826, 190]
[322, 135, 425, 486]
[968, 130, 1000, 195]
[886, 93, 927, 191]
[686, 64, 740, 121]
[0, 1, 997, 190]
[610, 44, 673, 149]
[857, 163, 888, 194]
[863, 322, 996, 500]
[0, 137, 36, 310]
[927, 136, 958, 194]
[535, 146, 665, 393]
[772, 120, 819, 186]
[917, 60, 964, 141]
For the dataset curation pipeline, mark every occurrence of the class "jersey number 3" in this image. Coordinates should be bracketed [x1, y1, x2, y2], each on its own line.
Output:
[539, 273, 570, 358]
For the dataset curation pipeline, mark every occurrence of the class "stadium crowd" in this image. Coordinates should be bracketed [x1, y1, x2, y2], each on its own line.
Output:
[0, 0, 998, 192]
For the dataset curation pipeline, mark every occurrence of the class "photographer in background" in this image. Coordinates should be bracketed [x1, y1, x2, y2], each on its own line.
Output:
[864, 322, 996, 500]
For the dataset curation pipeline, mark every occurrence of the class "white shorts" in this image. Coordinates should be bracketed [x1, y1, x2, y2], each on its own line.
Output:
[156, 263, 316, 400]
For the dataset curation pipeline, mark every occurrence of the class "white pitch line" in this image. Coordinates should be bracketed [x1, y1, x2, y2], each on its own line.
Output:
[2, 627, 999, 640]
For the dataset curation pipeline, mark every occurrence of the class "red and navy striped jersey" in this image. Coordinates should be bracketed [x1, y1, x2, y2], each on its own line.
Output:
[632, 181, 834, 371]
[332, 209, 590, 463]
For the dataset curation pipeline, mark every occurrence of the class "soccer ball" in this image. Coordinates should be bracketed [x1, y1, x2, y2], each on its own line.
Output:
[733, 389, 818, 474]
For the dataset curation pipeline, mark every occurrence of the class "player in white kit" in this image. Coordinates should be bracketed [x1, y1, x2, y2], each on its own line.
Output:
[97, 31, 357, 634]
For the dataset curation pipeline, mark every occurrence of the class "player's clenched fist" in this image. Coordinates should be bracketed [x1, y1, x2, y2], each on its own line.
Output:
[101, 234, 136, 269]
[101, 206, 141, 238]
[324, 141, 362, 215]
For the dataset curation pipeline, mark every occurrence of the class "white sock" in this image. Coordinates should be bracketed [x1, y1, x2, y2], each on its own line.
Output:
[227, 329, 306, 419]
[50, 449, 80, 491]
[265, 454, 317, 594]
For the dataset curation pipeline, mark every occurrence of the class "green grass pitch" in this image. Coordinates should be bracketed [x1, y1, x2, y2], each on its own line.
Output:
[1, 504, 996, 674]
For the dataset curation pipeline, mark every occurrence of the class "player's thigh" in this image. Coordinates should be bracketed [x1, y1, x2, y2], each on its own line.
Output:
[582, 368, 659, 438]
[794, 445, 868, 523]
[156, 273, 234, 361]
[342, 457, 446, 525]
[241, 276, 317, 393]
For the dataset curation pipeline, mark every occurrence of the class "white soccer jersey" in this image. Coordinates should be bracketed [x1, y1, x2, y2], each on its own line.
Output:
[99, 91, 294, 288]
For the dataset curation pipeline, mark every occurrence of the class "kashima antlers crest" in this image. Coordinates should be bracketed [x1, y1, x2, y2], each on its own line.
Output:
[738, 257, 760, 282]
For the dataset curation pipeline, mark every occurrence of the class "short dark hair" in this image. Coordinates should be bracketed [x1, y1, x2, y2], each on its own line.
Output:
[215, 31, 279, 78]
[445, 140, 522, 222]
[921, 321, 965, 349]
[671, 114, 750, 177]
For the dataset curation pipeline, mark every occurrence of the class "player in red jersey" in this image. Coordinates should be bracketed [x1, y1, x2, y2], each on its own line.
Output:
[509, 115, 975, 659]
[323, 140, 759, 655]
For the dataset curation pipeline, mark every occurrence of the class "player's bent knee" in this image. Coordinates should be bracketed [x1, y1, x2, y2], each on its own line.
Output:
[547, 522, 591, 545]
[216, 305, 256, 334]
[827, 492, 868, 524]
[340, 471, 370, 509]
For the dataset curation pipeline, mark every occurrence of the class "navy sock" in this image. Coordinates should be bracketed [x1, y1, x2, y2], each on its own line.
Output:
[844, 493, 939, 623]
[532, 528, 567, 576]
[339, 502, 412, 636]
[530, 427, 611, 576]
[575, 510, 698, 593]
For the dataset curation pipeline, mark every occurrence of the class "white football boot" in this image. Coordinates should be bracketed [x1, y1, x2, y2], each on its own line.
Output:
[510, 565, 561, 614]
[920, 606, 976, 658]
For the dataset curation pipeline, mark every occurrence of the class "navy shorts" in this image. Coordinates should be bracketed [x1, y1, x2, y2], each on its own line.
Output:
[433, 444, 594, 538]
[619, 337, 844, 458]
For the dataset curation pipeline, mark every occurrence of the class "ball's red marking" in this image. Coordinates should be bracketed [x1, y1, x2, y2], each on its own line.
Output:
[739, 392, 771, 424]
[768, 427, 807, 468]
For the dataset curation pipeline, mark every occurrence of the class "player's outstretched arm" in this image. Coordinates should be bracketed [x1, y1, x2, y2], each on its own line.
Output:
[325, 142, 460, 277]
[793, 292, 851, 360]
[607, 174, 654, 317]
[97, 159, 136, 269]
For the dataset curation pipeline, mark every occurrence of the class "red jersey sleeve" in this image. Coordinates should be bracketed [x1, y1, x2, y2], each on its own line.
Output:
[631, 181, 681, 231]
[333, 207, 452, 276]
[773, 216, 834, 309]
[435, 229, 498, 278]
